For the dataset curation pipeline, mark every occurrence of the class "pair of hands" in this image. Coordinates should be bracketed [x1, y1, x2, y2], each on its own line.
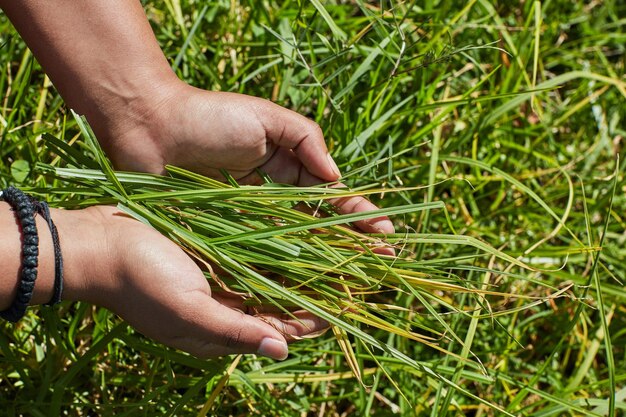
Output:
[52, 80, 394, 360]
[1, 0, 392, 362]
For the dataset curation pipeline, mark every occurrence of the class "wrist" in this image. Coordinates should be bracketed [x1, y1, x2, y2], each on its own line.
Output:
[0, 203, 116, 310]
[0, 200, 68, 309]
[90, 74, 183, 155]
[50, 206, 121, 305]
[91, 76, 187, 174]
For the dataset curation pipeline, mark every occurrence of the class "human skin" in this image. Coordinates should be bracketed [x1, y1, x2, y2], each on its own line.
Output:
[0, 203, 328, 360]
[0, 0, 394, 233]
[0, 0, 394, 358]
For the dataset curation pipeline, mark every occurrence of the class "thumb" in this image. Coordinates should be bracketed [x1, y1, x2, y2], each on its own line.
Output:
[257, 100, 341, 182]
[172, 293, 289, 360]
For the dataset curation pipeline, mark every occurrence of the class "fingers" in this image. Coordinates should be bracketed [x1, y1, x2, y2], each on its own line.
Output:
[242, 101, 396, 238]
[212, 293, 330, 340]
[329, 191, 396, 234]
[239, 147, 303, 185]
[242, 149, 395, 239]
[257, 100, 341, 182]
[163, 293, 331, 360]
[298, 170, 396, 235]
[159, 292, 290, 360]
[260, 310, 330, 341]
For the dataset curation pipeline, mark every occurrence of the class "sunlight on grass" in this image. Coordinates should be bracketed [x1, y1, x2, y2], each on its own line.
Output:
[1, 1, 624, 416]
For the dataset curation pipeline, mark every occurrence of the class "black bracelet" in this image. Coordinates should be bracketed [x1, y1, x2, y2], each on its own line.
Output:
[0, 187, 64, 322]
[0, 186, 40, 322]
[33, 200, 64, 306]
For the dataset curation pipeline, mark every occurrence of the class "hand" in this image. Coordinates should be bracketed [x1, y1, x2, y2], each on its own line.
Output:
[0, 0, 394, 235]
[54, 206, 327, 359]
[101, 82, 395, 235]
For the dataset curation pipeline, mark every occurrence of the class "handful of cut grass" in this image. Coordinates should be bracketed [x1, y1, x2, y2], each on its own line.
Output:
[36, 116, 534, 413]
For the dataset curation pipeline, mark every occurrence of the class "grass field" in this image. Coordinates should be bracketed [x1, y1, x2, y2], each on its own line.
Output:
[1, 1, 625, 416]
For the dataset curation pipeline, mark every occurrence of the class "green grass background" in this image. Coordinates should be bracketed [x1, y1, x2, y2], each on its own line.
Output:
[1, 1, 625, 415]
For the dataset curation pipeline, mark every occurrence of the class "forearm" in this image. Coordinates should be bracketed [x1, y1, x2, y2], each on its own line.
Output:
[0, 0, 180, 147]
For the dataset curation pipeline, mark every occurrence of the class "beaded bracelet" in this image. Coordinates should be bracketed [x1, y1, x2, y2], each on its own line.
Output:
[0, 186, 40, 322]
[0, 186, 64, 322]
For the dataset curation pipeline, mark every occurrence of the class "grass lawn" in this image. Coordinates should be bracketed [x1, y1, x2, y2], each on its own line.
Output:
[1, 1, 624, 416]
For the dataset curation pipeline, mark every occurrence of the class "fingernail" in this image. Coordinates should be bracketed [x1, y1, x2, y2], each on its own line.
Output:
[327, 154, 341, 178]
[258, 338, 289, 361]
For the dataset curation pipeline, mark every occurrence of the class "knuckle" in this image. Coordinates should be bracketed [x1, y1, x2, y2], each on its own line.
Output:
[306, 121, 323, 139]
[223, 326, 245, 348]
[293, 122, 323, 152]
